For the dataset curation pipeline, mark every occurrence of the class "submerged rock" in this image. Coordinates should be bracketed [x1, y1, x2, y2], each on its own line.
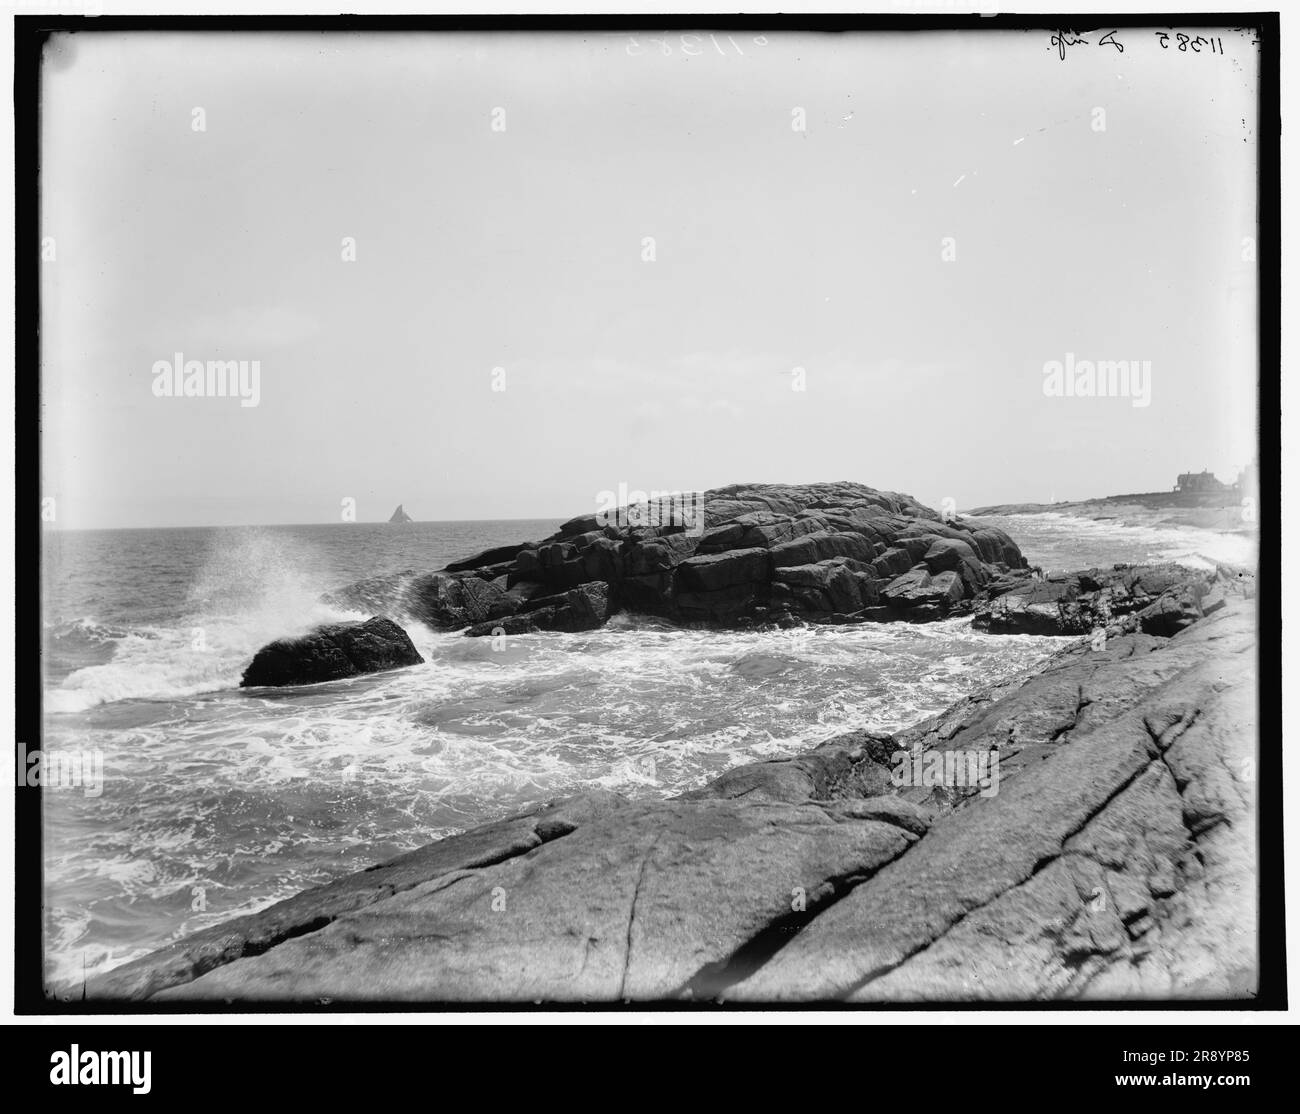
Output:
[239, 616, 423, 688]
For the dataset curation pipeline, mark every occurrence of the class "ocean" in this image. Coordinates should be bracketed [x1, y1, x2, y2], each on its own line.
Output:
[39, 512, 1257, 993]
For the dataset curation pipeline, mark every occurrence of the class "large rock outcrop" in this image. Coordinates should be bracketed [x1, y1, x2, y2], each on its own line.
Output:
[239, 616, 423, 688]
[96, 564, 1257, 1004]
[324, 482, 1028, 636]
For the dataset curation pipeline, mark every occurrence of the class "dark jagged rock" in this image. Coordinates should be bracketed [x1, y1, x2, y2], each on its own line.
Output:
[325, 571, 516, 630]
[443, 542, 533, 574]
[920, 537, 990, 592]
[770, 531, 876, 568]
[463, 582, 610, 637]
[773, 557, 879, 615]
[870, 547, 914, 579]
[318, 482, 1029, 637]
[682, 729, 901, 805]
[678, 546, 770, 592]
[239, 616, 423, 688]
[106, 572, 1255, 1003]
[881, 567, 936, 606]
[971, 562, 1250, 636]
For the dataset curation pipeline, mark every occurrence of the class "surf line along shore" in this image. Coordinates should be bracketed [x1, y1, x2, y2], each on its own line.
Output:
[85, 488, 1255, 1002]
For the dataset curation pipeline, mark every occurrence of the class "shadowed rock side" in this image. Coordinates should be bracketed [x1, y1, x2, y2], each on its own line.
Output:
[239, 616, 423, 688]
[322, 481, 1030, 639]
[91, 564, 1256, 1004]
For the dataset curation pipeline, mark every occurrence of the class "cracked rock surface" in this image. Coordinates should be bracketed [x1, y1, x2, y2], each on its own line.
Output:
[730, 604, 1256, 1002]
[151, 800, 919, 1002]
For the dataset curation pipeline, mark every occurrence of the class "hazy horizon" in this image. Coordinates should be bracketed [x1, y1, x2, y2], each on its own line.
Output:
[41, 473, 1260, 532]
[40, 29, 1260, 530]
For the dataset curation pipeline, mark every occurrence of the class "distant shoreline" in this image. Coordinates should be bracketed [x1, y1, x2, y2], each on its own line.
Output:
[969, 491, 1257, 536]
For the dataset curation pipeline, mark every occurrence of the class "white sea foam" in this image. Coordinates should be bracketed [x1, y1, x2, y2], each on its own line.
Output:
[972, 511, 1257, 574]
[43, 608, 1066, 994]
[47, 529, 367, 713]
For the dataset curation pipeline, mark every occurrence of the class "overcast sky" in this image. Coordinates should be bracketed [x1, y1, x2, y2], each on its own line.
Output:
[40, 28, 1260, 528]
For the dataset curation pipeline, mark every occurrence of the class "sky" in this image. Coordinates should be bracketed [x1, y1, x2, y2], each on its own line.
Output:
[39, 27, 1261, 528]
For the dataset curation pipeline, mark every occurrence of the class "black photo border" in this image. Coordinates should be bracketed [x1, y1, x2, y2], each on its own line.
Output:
[12, 10, 1284, 1017]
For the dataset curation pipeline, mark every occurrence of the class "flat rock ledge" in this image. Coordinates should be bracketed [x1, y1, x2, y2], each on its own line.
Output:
[88, 564, 1257, 1004]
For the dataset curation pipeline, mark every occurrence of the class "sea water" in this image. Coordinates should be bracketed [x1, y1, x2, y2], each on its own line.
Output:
[39, 512, 1255, 992]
